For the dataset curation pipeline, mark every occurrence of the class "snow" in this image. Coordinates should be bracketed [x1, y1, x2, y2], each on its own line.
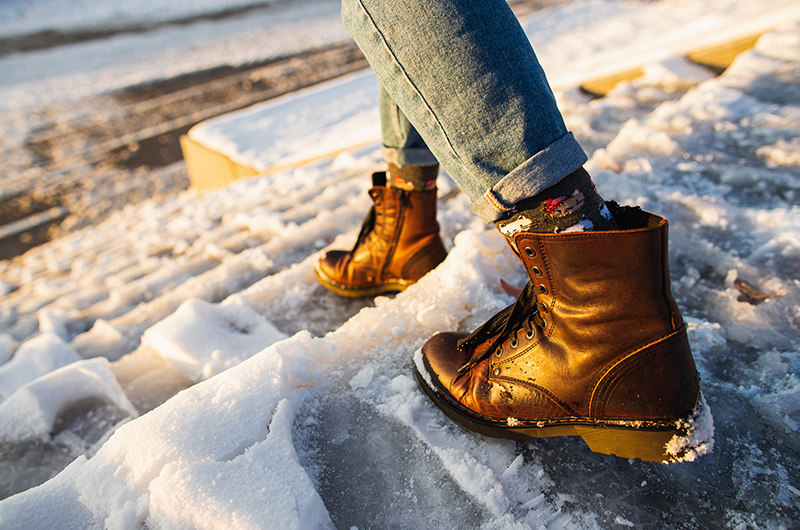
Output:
[186, 0, 800, 173]
[524, 0, 800, 89]
[141, 297, 287, 382]
[1, 0, 800, 528]
[0, 0, 287, 39]
[0, 358, 136, 443]
[0, 0, 346, 115]
[664, 395, 715, 463]
[189, 71, 381, 172]
[0, 333, 82, 401]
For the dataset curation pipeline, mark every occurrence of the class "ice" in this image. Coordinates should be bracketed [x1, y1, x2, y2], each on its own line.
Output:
[0, 1, 799, 528]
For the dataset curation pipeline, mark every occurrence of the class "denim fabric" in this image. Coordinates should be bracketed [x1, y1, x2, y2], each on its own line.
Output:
[342, 0, 588, 223]
[379, 84, 438, 167]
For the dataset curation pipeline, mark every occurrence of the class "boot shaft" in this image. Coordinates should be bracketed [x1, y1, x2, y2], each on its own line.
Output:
[363, 171, 444, 280]
[508, 204, 683, 358]
[496, 204, 698, 419]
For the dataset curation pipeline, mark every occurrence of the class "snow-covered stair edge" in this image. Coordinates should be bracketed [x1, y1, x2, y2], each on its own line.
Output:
[182, 70, 381, 191]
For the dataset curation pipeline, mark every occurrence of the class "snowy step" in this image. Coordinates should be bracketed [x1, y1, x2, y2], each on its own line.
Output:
[179, 0, 800, 191]
[180, 70, 380, 191]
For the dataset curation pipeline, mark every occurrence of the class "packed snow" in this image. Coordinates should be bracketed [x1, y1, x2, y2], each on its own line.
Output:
[1, 0, 800, 528]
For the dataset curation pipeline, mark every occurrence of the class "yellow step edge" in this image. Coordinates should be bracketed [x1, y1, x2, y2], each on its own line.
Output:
[685, 32, 764, 72]
[579, 67, 645, 98]
[179, 134, 260, 192]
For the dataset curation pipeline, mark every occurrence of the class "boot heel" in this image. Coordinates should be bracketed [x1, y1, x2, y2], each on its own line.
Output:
[575, 394, 714, 463]
[574, 426, 678, 463]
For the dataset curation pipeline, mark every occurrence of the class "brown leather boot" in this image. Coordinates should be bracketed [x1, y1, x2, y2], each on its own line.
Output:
[415, 204, 713, 462]
[315, 171, 447, 297]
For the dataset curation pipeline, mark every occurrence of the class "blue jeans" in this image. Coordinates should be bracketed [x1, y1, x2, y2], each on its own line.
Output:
[345, 0, 588, 223]
[380, 84, 438, 168]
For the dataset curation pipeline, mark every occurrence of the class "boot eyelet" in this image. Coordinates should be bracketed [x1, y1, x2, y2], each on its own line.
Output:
[492, 367, 501, 377]
[541, 305, 549, 313]
[531, 266, 543, 277]
[495, 349, 502, 357]
[539, 284, 548, 294]
[540, 318, 547, 329]
[526, 328, 535, 339]
[523, 247, 536, 258]
[510, 337, 518, 348]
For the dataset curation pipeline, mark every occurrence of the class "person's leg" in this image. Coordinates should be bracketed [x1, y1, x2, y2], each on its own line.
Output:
[314, 83, 446, 297]
[342, 0, 612, 228]
[379, 83, 439, 190]
[341, 0, 711, 461]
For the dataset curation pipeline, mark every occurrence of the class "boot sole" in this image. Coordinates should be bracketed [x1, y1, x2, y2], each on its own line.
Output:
[314, 264, 413, 298]
[413, 348, 713, 463]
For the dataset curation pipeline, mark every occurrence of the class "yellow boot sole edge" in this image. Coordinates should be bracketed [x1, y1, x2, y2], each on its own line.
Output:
[413, 347, 714, 463]
[314, 263, 414, 298]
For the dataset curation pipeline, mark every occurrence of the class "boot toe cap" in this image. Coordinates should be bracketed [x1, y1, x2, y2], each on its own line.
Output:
[419, 332, 471, 395]
[316, 250, 348, 280]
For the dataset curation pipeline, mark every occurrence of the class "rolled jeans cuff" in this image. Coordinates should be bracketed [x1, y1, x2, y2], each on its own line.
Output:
[383, 146, 439, 168]
[471, 132, 588, 224]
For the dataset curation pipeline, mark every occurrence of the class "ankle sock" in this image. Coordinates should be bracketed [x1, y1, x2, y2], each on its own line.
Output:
[387, 163, 439, 191]
[498, 167, 617, 235]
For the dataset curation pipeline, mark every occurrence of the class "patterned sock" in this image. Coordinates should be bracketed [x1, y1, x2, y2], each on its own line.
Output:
[387, 163, 439, 191]
[496, 167, 617, 237]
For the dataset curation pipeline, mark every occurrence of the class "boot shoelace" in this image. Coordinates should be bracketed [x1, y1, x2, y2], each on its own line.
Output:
[352, 190, 408, 252]
[352, 205, 377, 251]
[456, 281, 549, 373]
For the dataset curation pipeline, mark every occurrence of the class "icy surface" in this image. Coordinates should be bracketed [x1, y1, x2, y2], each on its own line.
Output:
[0, 1, 799, 528]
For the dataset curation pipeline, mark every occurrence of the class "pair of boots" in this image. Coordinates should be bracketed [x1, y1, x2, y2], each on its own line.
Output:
[315, 164, 709, 463]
